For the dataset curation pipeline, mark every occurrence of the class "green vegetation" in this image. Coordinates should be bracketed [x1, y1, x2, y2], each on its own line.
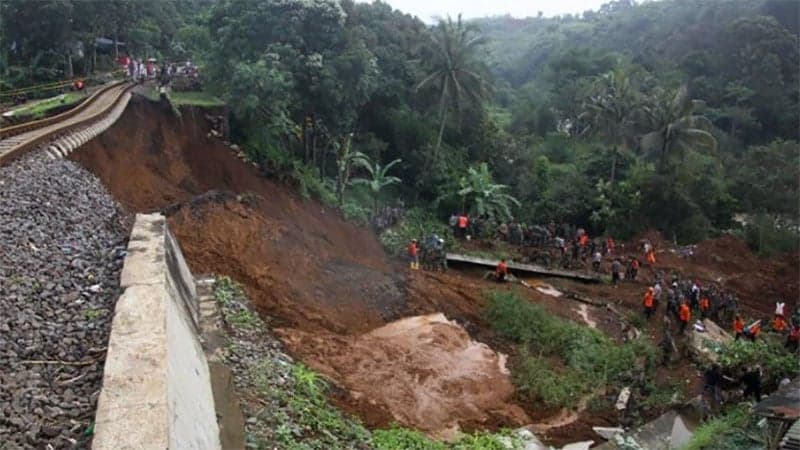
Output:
[167, 91, 224, 107]
[7, 0, 796, 248]
[9, 92, 83, 118]
[379, 208, 453, 257]
[213, 276, 259, 331]
[486, 290, 657, 408]
[681, 404, 755, 450]
[372, 425, 518, 450]
[715, 338, 799, 384]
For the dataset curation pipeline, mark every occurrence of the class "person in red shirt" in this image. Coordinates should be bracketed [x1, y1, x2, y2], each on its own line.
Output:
[407, 239, 419, 270]
[457, 213, 469, 239]
[733, 315, 745, 340]
[496, 258, 509, 282]
[628, 257, 640, 281]
[643, 287, 655, 319]
[679, 301, 691, 334]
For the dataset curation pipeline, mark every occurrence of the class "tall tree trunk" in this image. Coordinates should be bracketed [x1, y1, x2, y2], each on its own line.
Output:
[65, 51, 74, 78]
[114, 32, 119, 59]
[432, 82, 449, 162]
[610, 146, 617, 185]
[92, 44, 97, 74]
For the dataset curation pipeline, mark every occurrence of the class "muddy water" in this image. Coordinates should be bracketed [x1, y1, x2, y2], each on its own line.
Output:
[278, 313, 529, 439]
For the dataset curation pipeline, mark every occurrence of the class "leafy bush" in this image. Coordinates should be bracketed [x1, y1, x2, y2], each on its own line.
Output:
[716, 338, 799, 383]
[341, 200, 371, 224]
[379, 208, 453, 256]
[682, 404, 752, 450]
[290, 162, 337, 207]
[486, 290, 656, 408]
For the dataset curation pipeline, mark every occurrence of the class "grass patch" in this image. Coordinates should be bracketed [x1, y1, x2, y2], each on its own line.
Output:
[486, 290, 657, 409]
[248, 359, 371, 450]
[214, 276, 260, 331]
[9, 92, 84, 118]
[372, 425, 519, 450]
[168, 90, 225, 106]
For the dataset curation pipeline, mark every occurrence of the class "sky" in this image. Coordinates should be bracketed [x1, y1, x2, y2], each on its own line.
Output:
[358, 0, 610, 22]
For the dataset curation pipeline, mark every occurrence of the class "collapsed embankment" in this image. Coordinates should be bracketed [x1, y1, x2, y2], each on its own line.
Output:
[69, 96, 541, 437]
[70, 96, 796, 445]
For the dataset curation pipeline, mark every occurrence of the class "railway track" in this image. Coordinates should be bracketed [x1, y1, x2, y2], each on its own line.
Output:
[0, 81, 132, 165]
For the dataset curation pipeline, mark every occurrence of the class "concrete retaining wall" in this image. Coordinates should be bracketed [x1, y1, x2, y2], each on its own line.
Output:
[93, 213, 221, 450]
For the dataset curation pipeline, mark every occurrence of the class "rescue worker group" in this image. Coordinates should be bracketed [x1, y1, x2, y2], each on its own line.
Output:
[405, 212, 800, 353]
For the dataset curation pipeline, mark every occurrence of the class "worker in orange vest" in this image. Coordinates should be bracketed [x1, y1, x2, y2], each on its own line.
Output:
[643, 287, 655, 319]
[679, 301, 691, 334]
[733, 315, 745, 340]
[457, 213, 469, 239]
[745, 320, 761, 342]
[772, 315, 787, 332]
[496, 258, 509, 282]
[699, 296, 710, 319]
[646, 248, 656, 265]
[407, 239, 419, 270]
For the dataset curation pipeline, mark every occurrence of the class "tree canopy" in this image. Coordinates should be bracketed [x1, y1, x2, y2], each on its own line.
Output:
[3, 0, 797, 246]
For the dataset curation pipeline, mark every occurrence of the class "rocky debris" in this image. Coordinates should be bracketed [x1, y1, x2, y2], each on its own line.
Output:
[0, 152, 131, 449]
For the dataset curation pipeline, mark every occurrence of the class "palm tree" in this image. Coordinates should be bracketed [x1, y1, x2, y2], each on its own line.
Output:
[351, 156, 402, 214]
[580, 68, 640, 185]
[456, 163, 520, 221]
[640, 86, 717, 170]
[416, 15, 492, 160]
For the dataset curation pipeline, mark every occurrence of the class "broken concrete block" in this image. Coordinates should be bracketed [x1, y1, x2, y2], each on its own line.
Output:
[593, 426, 624, 440]
[616, 387, 631, 411]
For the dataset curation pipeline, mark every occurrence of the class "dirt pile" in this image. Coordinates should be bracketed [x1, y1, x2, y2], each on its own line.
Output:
[279, 313, 529, 438]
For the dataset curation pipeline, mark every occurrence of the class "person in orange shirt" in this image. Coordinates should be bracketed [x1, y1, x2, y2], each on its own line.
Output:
[456, 213, 469, 239]
[646, 248, 656, 265]
[407, 239, 419, 270]
[733, 315, 745, 340]
[773, 315, 787, 332]
[699, 296, 710, 319]
[496, 258, 509, 282]
[679, 301, 691, 334]
[643, 287, 655, 319]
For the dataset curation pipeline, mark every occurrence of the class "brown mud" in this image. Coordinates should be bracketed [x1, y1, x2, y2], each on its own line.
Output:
[69, 96, 797, 445]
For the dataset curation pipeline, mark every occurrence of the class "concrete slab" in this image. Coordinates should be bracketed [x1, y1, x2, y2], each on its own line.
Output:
[120, 213, 166, 287]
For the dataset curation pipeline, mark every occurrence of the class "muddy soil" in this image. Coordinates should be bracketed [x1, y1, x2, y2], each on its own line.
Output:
[69, 96, 794, 445]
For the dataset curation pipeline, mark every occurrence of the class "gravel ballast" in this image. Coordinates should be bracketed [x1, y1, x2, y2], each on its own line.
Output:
[0, 153, 131, 449]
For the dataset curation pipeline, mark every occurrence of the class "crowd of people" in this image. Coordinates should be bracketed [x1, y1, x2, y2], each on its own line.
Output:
[118, 55, 198, 89]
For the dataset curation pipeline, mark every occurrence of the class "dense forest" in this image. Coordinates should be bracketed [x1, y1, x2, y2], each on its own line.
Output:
[2, 0, 798, 249]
